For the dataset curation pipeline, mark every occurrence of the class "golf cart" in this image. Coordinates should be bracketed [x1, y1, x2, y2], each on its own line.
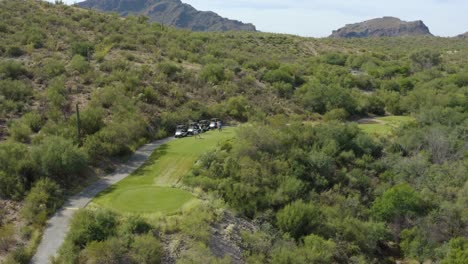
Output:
[187, 122, 202, 136]
[209, 118, 220, 130]
[198, 120, 210, 132]
[174, 125, 188, 138]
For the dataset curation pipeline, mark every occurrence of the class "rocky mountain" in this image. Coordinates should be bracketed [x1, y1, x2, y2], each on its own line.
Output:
[77, 0, 256, 32]
[330, 17, 432, 38]
[457, 32, 468, 38]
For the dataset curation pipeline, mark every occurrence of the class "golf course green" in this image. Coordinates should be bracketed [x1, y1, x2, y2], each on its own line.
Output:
[358, 116, 415, 137]
[92, 128, 235, 214]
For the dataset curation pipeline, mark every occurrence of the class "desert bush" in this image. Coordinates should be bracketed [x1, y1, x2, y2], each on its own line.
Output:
[41, 58, 65, 78]
[32, 136, 88, 182]
[21, 178, 63, 226]
[6, 46, 24, 57]
[22, 27, 46, 48]
[0, 79, 33, 101]
[69, 54, 90, 74]
[324, 108, 349, 121]
[0, 60, 28, 79]
[66, 209, 117, 249]
[130, 233, 163, 264]
[0, 142, 34, 199]
[79, 238, 126, 264]
[71, 41, 94, 57]
[0, 224, 15, 252]
[276, 200, 324, 239]
[200, 63, 225, 84]
[22, 112, 44, 132]
[9, 120, 32, 143]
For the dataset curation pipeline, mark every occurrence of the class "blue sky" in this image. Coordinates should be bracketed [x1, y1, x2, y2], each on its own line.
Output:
[59, 0, 468, 37]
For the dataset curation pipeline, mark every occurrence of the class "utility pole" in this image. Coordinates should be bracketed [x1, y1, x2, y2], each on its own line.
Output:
[76, 103, 81, 144]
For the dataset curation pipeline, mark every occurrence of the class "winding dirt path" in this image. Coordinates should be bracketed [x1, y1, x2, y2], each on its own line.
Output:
[31, 137, 174, 264]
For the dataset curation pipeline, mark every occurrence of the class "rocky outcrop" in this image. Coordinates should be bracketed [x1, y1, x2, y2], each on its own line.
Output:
[456, 32, 468, 38]
[77, 0, 256, 32]
[330, 17, 432, 38]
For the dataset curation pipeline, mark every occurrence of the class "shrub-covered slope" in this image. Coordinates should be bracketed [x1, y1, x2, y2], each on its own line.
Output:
[0, 0, 467, 263]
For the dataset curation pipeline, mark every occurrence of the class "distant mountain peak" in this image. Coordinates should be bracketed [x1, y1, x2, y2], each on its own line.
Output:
[457, 32, 468, 38]
[78, 0, 256, 32]
[330, 17, 432, 38]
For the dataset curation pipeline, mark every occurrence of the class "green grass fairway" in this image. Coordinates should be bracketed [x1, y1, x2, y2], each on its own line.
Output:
[358, 116, 415, 137]
[92, 128, 235, 214]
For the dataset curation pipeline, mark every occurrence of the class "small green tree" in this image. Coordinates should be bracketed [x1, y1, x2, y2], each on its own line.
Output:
[372, 184, 426, 229]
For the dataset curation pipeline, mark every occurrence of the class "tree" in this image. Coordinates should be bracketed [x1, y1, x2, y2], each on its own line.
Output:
[371, 184, 426, 231]
[410, 50, 441, 71]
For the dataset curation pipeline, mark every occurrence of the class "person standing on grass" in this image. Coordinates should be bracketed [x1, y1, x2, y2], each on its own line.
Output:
[217, 120, 222, 132]
[195, 128, 202, 139]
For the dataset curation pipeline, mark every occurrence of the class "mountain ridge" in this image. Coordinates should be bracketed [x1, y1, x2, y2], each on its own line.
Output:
[330, 17, 433, 38]
[77, 0, 256, 32]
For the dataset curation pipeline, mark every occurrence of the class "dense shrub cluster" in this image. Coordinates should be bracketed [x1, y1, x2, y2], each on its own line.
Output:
[187, 112, 467, 262]
[55, 209, 162, 264]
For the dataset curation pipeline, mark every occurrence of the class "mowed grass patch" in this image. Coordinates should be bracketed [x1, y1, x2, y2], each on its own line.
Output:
[92, 128, 235, 214]
[358, 116, 415, 137]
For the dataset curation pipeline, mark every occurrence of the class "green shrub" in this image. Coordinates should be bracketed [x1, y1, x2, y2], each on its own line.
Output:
[130, 233, 163, 264]
[9, 120, 32, 143]
[67, 209, 117, 248]
[271, 234, 337, 263]
[32, 136, 88, 181]
[410, 49, 441, 71]
[119, 216, 152, 236]
[0, 79, 33, 101]
[71, 41, 94, 57]
[0, 60, 28, 79]
[69, 54, 90, 74]
[79, 238, 126, 263]
[441, 237, 468, 264]
[0, 142, 34, 199]
[276, 200, 324, 239]
[200, 63, 225, 84]
[22, 27, 46, 48]
[372, 184, 426, 222]
[158, 61, 181, 77]
[6, 46, 24, 57]
[263, 69, 294, 85]
[323, 53, 348, 66]
[22, 112, 44, 133]
[41, 58, 65, 78]
[224, 96, 249, 121]
[21, 178, 63, 226]
[324, 108, 349, 121]
[0, 224, 15, 252]
[3, 247, 30, 264]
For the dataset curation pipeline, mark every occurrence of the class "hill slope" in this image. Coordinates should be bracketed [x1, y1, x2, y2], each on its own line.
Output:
[330, 17, 433, 38]
[77, 0, 256, 32]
